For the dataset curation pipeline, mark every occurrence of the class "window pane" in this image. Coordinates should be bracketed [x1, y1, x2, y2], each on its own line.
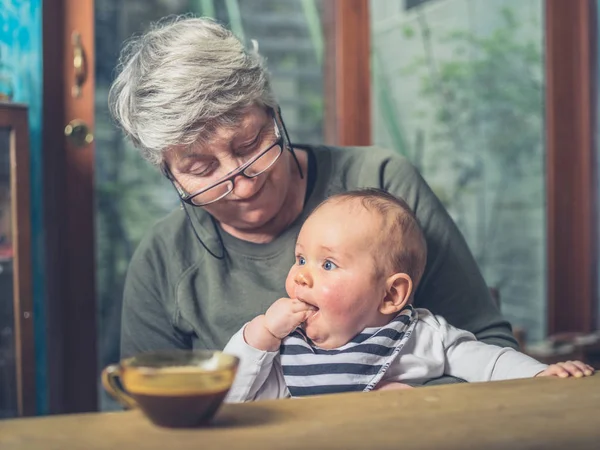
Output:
[371, 0, 546, 342]
[95, 0, 324, 410]
[597, 0, 600, 331]
[0, 127, 17, 418]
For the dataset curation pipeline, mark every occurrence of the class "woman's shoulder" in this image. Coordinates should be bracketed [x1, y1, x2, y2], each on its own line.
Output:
[134, 207, 185, 254]
[309, 144, 420, 191]
[313, 144, 409, 165]
[130, 206, 208, 273]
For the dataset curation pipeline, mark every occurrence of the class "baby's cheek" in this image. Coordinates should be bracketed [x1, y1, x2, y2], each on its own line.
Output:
[284, 272, 296, 298]
[285, 278, 296, 298]
[319, 286, 350, 315]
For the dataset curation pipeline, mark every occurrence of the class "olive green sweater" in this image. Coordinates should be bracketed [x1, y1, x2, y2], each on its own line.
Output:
[121, 145, 517, 383]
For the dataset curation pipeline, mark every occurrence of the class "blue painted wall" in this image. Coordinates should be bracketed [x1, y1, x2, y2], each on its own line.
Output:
[0, 0, 46, 415]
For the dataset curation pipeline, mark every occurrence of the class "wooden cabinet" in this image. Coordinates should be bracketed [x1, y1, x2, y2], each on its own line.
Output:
[0, 102, 35, 417]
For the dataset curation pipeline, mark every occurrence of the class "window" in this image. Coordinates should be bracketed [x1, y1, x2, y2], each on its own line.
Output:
[405, 0, 436, 11]
[371, 0, 546, 342]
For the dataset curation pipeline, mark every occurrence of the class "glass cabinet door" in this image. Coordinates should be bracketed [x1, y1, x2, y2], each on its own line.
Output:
[0, 124, 16, 418]
[0, 103, 35, 418]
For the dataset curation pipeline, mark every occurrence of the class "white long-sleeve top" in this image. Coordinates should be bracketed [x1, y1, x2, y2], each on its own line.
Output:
[223, 309, 547, 403]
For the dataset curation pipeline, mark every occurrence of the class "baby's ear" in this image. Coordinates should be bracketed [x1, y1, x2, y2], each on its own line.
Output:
[379, 273, 413, 315]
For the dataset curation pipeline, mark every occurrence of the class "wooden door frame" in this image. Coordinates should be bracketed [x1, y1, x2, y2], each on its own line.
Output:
[545, 0, 598, 334]
[325, 0, 599, 335]
[0, 103, 35, 416]
[42, 0, 97, 413]
[323, 0, 372, 146]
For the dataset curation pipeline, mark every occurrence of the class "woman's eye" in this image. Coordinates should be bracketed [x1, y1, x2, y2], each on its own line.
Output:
[189, 161, 216, 177]
[237, 145, 257, 156]
[297, 256, 306, 266]
[237, 136, 261, 156]
[323, 260, 337, 271]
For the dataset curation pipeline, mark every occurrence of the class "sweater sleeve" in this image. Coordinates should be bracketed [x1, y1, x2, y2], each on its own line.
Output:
[223, 326, 290, 402]
[440, 315, 548, 382]
[120, 235, 192, 359]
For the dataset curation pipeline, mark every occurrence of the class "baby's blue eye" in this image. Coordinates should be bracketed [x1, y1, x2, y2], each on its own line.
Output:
[298, 256, 306, 266]
[323, 260, 337, 271]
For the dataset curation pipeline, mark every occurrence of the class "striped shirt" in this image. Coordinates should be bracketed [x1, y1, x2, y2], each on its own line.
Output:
[224, 308, 549, 403]
[280, 306, 417, 397]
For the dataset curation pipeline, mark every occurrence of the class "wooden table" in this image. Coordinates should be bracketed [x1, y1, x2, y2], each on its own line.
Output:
[2, 375, 599, 449]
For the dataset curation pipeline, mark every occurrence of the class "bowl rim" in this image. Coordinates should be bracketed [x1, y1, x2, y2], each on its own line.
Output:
[121, 349, 240, 372]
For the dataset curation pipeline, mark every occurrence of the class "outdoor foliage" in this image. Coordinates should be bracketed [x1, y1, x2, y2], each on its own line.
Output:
[373, 3, 545, 340]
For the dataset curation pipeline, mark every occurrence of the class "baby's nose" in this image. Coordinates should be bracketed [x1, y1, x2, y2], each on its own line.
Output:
[294, 269, 313, 287]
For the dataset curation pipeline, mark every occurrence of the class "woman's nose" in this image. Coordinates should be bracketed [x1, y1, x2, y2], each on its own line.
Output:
[231, 173, 258, 199]
[294, 268, 313, 288]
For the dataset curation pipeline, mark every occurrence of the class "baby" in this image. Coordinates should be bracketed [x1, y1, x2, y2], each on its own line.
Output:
[224, 189, 594, 401]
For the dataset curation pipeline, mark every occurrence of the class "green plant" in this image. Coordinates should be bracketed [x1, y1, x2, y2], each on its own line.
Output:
[373, 5, 546, 341]
[406, 6, 543, 191]
[399, 6, 543, 258]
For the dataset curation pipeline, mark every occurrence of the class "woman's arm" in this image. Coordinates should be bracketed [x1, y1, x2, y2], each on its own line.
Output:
[120, 239, 191, 359]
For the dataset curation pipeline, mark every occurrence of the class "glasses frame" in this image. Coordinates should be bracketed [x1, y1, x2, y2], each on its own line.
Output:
[162, 109, 288, 207]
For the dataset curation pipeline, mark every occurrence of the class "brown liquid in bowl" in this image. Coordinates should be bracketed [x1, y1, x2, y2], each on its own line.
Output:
[109, 352, 239, 428]
[131, 389, 229, 428]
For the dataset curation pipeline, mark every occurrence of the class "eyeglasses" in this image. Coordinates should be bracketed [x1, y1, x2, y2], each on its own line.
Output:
[163, 118, 284, 206]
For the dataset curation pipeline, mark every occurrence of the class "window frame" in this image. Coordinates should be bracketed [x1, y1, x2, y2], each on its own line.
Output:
[326, 0, 599, 335]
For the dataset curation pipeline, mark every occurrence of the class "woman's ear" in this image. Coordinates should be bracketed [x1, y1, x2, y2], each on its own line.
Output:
[379, 273, 413, 315]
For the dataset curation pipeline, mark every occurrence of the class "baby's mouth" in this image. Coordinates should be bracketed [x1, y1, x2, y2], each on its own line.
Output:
[298, 297, 319, 312]
[296, 297, 319, 324]
[304, 307, 320, 325]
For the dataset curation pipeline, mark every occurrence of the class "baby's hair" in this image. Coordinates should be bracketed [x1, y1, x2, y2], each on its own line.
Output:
[317, 188, 428, 291]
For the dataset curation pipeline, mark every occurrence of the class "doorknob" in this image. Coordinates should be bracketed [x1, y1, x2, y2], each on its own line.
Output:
[71, 31, 87, 98]
[64, 120, 94, 147]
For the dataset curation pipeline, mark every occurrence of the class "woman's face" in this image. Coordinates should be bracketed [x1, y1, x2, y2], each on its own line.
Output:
[164, 106, 301, 234]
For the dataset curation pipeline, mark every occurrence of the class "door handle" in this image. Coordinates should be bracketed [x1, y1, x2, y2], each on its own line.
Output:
[64, 120, 94, 147]
[71, 31, 87, 98]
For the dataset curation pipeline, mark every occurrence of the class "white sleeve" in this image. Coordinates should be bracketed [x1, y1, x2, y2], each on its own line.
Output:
[222, 325, 290, 402]
[439, 316, 548, 382]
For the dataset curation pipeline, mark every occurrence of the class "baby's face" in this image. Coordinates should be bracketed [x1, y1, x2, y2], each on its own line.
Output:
[285, 200, 389, 349]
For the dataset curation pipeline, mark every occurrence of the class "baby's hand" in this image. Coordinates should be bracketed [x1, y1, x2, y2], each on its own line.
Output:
[244, 298, 316, 352]
[374, 381, 414, 391]
[535, 360, 594, 378]
[264, 297, 316, 339]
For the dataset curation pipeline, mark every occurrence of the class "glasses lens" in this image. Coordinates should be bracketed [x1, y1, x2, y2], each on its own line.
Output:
[244, 144, 283, 177]
[191, 180, 234, 206]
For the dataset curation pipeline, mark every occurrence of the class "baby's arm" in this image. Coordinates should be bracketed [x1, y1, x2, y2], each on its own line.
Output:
[443, 322, 594, 381]
[446, 339, 547, 381]
[437, 315, 548, 381]
[443, 318, 594, 381]
[224, 298, 316, 402]
[223, 326, 285, 402]
[536, 361, 594, 378]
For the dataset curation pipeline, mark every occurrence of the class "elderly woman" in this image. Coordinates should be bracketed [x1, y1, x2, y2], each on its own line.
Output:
[110, 16, 516, 385]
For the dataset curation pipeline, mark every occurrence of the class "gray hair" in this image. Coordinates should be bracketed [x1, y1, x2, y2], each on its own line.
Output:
[108, 15, 278, 165]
